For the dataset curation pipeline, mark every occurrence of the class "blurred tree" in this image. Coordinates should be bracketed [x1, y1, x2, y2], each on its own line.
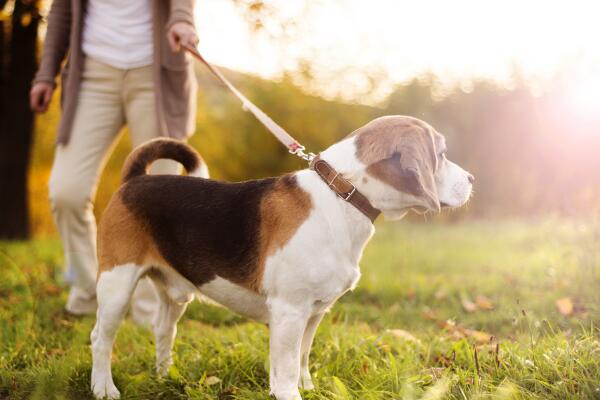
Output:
[230, 0, 270, 31]
[0, 0, 41, 239]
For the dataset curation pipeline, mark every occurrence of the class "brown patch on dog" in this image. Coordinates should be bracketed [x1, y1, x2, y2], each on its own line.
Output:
[112, 171, 310, 293]
[353, 116, 440, 210]
[248, 175, 313, 291]
[97, 195, 165, 275]
[119, 175, 273, 289]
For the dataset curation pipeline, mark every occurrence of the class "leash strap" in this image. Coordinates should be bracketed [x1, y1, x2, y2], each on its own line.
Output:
[183, 44, 315, 161]
[185, 45, 379, 223]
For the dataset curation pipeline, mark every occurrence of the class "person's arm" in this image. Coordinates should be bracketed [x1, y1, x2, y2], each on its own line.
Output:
[34, 0, 71, 87]
[31, 0, 71, 112]
[168, 0, 195, 29]
[166, 0, 198, 52]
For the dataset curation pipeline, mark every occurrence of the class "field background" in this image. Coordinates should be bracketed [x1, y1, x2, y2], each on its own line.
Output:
[2, 221, 600, 399]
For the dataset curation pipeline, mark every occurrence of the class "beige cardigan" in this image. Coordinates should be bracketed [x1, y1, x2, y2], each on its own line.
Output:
[34, 0, 197, 145]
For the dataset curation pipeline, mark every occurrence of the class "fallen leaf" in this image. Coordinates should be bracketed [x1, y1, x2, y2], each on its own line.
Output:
[465, 329, 494, 345]
[475, 343, 496, 354]
[475, 295, 494, 310]
[43, 283, 61, 296]
[435, 351, 455, 368]
[377, 343, 391, 352]
[421, 309, 438, 320]
[461, 297, 478, 313]
[450, 330, 465, 341]
[204, 376, 221, 386]
[556, 297, 574, 316]
[423, 311, 496, 346]
[437, 319, 456, 329]
[388, 329, 420, 343]
[220, 386, 238, 397]
[48, 348, 64, 356]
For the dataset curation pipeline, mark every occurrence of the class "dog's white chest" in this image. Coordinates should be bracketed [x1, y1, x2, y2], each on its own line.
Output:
[197, 277, 269, 323]
[314, 265, 361, 309]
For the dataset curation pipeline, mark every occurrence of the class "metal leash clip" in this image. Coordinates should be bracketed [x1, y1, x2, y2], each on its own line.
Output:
[288, 144, 316, 162]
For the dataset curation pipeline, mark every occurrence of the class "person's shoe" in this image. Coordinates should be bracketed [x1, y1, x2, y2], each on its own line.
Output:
[65, 286, 97, 316]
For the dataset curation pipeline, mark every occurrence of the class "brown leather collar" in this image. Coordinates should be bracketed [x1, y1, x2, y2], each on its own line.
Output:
[309, 156, 381, 223]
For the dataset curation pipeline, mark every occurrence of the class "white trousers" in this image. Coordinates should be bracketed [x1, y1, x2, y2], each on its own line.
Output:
[49, 57, 178, 319]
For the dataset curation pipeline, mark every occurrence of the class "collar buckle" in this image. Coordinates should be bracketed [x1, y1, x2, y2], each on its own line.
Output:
[327, 173, 356, 201]
[341, 186, 357, 201]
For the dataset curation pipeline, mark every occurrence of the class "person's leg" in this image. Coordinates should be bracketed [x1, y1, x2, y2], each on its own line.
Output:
[49, 58, 125, 314]
[124, 64, 181, 173]
[123, 64, 182, 324]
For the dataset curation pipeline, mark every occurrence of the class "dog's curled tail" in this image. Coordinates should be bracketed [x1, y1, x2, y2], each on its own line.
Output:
[122, 138, 209, 183]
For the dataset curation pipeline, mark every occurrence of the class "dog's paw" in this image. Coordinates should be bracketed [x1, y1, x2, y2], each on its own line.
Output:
[91, 379, 120, 399]
[271, 388, 302, 400]
[156, 361, 172, 378]
[299, 375, 314, 390]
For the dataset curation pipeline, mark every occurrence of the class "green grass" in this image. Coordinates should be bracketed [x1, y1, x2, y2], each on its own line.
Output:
[1, 219, 600, 399]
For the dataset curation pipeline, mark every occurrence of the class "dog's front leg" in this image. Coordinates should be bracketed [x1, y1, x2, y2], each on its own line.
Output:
[268, 300, 310, 400]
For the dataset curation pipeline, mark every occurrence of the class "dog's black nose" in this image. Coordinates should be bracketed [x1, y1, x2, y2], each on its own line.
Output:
[468, 174, 475, 184]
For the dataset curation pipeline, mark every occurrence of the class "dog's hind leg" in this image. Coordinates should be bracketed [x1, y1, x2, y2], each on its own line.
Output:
[298, 312, 324, 390]
[149, 273, 193, 376]
[91, 263, 146, 399]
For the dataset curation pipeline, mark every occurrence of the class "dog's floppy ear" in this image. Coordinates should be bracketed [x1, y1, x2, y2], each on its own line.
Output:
[366, 140, 440, 212]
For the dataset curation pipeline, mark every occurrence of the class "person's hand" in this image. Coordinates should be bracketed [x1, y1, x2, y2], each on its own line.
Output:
[30, 82, 54, 113]
[167, 22, 199, 52]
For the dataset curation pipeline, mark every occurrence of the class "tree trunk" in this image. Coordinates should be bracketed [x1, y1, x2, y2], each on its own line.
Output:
[0, 0, 41, 239]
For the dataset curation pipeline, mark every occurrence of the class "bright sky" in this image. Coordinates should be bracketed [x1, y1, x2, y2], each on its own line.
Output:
[196, 0, 600, 104]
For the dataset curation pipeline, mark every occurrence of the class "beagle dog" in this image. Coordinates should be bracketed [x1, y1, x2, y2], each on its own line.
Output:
[90, 115, 473, 400]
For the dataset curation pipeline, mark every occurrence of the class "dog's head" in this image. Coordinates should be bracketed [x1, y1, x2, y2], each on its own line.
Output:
[323, 115, 473, 220]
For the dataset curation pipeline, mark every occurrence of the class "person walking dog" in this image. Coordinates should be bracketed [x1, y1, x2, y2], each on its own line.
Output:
[30, 0, 198, 323]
